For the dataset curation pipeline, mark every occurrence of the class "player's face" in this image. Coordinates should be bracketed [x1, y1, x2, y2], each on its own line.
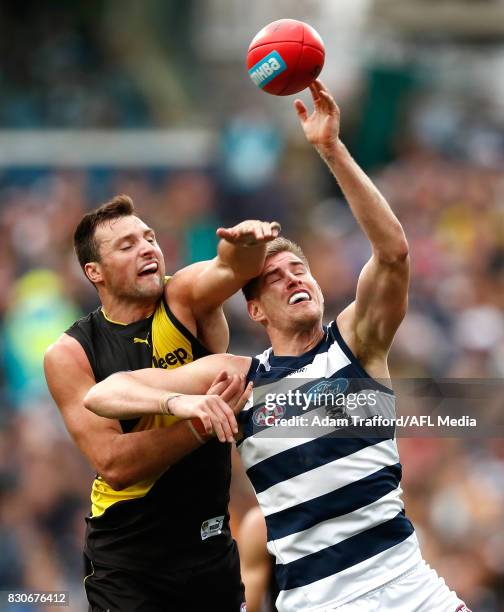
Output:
[94, 215, 165, 300]
[250, 251, 324, 331]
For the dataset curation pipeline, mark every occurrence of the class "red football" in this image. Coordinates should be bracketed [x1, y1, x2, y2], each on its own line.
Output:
[247, 19, 325, 96]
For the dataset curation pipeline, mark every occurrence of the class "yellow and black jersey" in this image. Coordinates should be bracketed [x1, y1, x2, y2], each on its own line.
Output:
[66, 291, 233, 574]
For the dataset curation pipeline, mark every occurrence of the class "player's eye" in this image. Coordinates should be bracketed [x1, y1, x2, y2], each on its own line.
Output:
[120, 244, 132, 251]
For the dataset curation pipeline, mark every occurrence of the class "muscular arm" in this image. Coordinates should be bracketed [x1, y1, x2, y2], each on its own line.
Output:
[238, 506, 273, 612]
[167, 220, 280, 353]
[296, 80, 409, 362]
[44, 335, 248, 491]
[83, 353, 251, 419]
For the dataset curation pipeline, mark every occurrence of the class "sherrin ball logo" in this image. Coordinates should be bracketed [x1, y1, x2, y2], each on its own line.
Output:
[248, 51, 287, 88]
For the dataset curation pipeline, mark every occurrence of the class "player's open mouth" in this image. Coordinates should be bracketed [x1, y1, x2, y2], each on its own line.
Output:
[288, 290, 311, 305]
[138, 262, 158, 276]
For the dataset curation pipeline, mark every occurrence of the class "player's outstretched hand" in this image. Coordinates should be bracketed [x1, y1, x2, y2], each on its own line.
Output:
[216, 220, 281, 247]
[294, 79, 341, 152]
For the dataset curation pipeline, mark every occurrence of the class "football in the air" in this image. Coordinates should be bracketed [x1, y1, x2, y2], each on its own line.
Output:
[247, 19, 325, 96]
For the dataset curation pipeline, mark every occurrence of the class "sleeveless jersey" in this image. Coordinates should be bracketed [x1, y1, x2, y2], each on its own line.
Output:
[66, 294, 234, 574]
[237, 321, 421, 610]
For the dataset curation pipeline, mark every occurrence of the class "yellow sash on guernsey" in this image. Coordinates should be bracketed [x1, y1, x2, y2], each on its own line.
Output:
[90, 290, 196, 518]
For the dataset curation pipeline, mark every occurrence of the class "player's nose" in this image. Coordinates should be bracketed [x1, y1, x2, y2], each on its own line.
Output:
[285, 271, 302, 286]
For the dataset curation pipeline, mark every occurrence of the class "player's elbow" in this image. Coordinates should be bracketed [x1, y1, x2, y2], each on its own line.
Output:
[103, 472, 130, 491]
[83, 379, 119, 418]
[100, 467, 130, 491]
[97, 457, 134, 491]
[83, 385, 105, 416]
[376, 236, 409, 264]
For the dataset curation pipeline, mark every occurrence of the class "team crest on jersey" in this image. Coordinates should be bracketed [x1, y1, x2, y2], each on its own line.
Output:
[253, 404, 285, 427]
[306, 378, 350, 419]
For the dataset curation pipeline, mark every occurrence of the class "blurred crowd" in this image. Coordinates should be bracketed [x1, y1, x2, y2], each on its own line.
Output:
[0, 141, 503, 610]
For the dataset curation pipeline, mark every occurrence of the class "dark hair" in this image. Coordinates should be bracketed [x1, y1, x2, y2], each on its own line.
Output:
[73, 194, 135, 271]
[242, 237, 309, 301]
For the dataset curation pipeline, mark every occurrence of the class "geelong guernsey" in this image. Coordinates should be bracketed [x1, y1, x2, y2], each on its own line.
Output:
[237, 321, 421, 611]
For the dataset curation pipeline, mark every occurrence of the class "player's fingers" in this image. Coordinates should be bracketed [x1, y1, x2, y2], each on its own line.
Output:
[204, 404, 226, 442]
[215, 396, 239, 438]
[319, 90, 338, 113]
[235, 381, 253, 414]
[195, 410, 214, 437]
[313, 78, 328, 93]
[206, 370, 230, 395]
[209, 398, 236, 442]
[309, 82, 323, 107]
[225, 374, 247, 407]
[271, 221, 281, 237]
[216, 227, 237, 242]
[218, 374, 243, 403]
[252, 222, 265, 242]
[294, 99, 308, 122]
[261, 221, 273, 241]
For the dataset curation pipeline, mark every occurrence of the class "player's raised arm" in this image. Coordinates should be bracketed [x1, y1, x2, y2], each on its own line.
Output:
[167, 219, 280, 312]
[295, 79, 409, 358]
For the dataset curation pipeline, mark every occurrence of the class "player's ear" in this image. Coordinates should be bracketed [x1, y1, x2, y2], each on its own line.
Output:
[84, 262, 103, 284]
[247, 299, 266, 324]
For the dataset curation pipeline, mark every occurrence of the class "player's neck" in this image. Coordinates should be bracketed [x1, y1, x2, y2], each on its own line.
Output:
[269, 325, 324, 357]
[100, 297, 157, 325]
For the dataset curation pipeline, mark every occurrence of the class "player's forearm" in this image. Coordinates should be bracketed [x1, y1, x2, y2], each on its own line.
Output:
[217, 239, 266, 280]
[319, 140, 408, 263]
[84, 372, 170, 419]
[103, 422, 203, 489]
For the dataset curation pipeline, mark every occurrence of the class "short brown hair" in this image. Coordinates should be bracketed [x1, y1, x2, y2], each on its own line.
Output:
[73, 194, 135, 270]
[242, 237, 309, 301]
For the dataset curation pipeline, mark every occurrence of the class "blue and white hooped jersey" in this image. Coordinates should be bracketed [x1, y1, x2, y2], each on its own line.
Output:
[237, 321, 422, 611]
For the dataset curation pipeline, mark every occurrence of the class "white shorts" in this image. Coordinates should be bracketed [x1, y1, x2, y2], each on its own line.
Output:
[331, 561, 470, 612]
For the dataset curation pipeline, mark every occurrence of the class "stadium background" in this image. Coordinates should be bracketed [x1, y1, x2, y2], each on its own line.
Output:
[0, 1, 503, 610]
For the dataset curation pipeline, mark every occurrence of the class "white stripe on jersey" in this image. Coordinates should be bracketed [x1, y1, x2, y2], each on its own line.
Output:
[270, 487, 405, 565]
[277, 534, 422, 611]
[239, 394, 395, 469]
[256, 439, 398, 516]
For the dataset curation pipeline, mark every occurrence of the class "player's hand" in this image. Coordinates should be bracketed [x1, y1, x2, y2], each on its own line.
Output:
[294, 79, 341, 152]
[167, 391, 238, 443]
[216, 220, 281, 247]
[208, 370, 253, 417]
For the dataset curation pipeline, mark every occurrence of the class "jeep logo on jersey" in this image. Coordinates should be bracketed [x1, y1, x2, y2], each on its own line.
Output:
[152, 347, 189, 368]
[248, 50, 287, 88]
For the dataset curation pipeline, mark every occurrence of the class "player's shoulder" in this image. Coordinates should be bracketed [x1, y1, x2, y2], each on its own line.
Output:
[66, 306, 102, 333]
[44, 332, 93, 375]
